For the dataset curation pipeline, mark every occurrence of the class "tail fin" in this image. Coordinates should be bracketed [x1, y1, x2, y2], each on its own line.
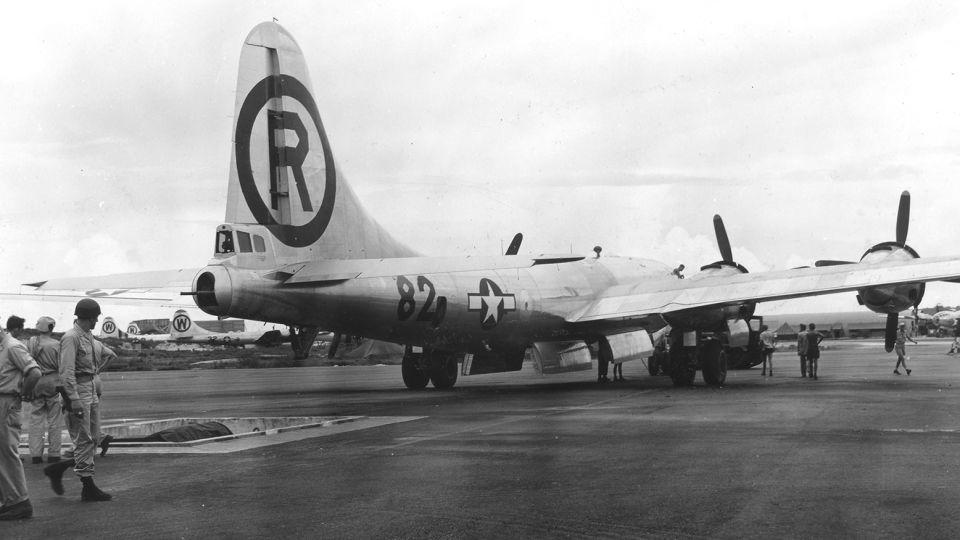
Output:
[170, 309, 199, 339]
[225, 22, 415, 260]
[100, 317, 121, 339]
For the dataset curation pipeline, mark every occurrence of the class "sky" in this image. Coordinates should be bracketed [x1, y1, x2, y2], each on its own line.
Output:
[3, 0, 960, 327]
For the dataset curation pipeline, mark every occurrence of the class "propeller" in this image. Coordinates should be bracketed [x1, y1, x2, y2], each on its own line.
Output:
[815, 260, 854, 267]
[700, 215, 749, 274]
[505, 233, 523, 256]
[884, 313, 898, 353]
[713, 215, 733, 263]
[896, 190, 910, 246]
[815, 191, 912, 268]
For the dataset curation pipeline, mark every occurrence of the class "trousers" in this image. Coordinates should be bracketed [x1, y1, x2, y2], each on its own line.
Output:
[29, 396, 63, 458]
[65, 381, 100, 478]
[0, 395, 28, 506]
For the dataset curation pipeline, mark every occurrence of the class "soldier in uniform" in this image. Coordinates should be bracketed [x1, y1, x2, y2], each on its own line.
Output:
[26, 316, 63, 464]
[42, 299, 114, 502]
[0, 319, 41, 519]
[797, 323, 808, 377]
[894, 322, 916, 375]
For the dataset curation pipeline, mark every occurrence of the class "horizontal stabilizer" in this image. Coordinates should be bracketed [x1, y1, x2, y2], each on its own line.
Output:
[26, 268, 199, 292]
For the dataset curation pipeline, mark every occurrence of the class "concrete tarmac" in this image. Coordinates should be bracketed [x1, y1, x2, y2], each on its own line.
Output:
[5, 339, 960, 538]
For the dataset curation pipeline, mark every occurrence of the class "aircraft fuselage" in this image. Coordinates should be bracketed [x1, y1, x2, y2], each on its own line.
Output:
[195, 255, 673, 353]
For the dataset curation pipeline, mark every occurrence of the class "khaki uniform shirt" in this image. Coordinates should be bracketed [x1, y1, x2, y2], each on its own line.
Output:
[27, 334, 60, 374]
[0, 331, 40, 395]
[60, 322, 117, 402]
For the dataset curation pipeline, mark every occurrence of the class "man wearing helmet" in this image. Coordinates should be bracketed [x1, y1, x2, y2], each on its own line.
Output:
[43, 299, 115, 502]
[25, 316, 63, 465]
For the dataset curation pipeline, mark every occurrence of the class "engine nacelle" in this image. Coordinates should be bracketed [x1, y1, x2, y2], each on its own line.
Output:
[856, 241, 925, 314]
[662, 262, 755, 331]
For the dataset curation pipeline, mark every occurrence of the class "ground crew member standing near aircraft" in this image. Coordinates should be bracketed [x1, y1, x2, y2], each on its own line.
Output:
[806, 323, 824, 380]
[26, 317, 63, 464]
[43, 299, 113, 502]
[894, 322, 916, 375]
[0, 319, 41, 519]
[759, 325, 776, 376]
[797, 323, 808, 377]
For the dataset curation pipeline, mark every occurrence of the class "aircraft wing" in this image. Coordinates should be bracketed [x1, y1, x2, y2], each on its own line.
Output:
[280, 255, 584, 285]
[568, 255, 960, 322]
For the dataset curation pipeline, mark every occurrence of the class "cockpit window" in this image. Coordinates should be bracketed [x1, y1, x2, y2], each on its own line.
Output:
[237, 231, 253, 253]
[253, 235, 266, 253]
[216, 230, 235, 254]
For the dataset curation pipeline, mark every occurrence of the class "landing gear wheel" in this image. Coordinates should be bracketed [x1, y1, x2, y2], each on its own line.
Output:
[700, 339, 727, 386]
[647, 355, 660, 376]
[668, 333, 696, 386]
[402, 347, 429, 390]
[430, 354, 459, 390]
[669, 362, 696, 386]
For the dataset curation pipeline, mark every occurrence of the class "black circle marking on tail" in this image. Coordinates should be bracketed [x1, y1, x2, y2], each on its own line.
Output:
[235, 75, 337, 247]
[102, 320, 116, 334]
[172, 313, 192, 333]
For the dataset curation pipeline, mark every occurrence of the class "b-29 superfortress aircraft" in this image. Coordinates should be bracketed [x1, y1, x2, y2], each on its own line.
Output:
[29, 22, 960, 389]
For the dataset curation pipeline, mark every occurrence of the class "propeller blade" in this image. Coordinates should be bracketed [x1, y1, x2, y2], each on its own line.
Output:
[814, 260, 855, 267]
[713, 215, 733, 263]
[327, 333, 342, 359]
[884, 313, 898, 353]
[505, 233, 523, 255]
[896, 191, 910, 246]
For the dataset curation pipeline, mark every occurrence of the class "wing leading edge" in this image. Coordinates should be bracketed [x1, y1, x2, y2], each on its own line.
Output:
[568, 255, 960, 323]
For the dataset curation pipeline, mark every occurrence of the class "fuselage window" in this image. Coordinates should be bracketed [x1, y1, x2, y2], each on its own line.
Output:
[253, 235, 266, 253]
[237, 231, 253, 253]
[216, 231, 235, 254]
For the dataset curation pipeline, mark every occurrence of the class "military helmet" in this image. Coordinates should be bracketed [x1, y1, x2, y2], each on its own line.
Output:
[74, 298, 102, 319]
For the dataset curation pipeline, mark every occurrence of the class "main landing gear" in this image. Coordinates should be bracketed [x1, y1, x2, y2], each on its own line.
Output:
[402, 346, 460, 390]
[664, 332, 726, 387]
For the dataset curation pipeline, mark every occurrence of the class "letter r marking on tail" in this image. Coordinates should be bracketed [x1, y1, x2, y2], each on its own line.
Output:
[268, 110, 313, 212]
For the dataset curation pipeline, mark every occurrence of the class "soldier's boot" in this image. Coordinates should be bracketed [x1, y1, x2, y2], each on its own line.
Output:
[80, 477, 112, 502]
[0, 499, 33, 520]
[43, 459, 74, 495]
[99, 435, 114, 457]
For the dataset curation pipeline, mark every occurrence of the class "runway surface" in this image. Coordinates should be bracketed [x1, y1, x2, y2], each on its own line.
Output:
[6, 339, 960, 538]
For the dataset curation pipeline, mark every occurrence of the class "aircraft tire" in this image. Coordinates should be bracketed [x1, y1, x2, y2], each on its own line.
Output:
[700, 339, 727, 386]
[668, 348, 696, 386]
[430, 355, 459, 390]
[402, 350, 429, 390]
[647, 355, 660, 376]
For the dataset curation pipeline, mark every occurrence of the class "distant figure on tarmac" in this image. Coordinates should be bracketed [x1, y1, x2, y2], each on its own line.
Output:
[26, 317, 63, 465]
[671, 264, 685, 279]
[612, 359, 624, 382]
[759, 325, 777, 376]
[894, 323, 916, 375]
[806, 323, 824, 380]
[597, 352, 610, 383]
[797, 323, 808, 377]
[948, 337, 960, 355]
